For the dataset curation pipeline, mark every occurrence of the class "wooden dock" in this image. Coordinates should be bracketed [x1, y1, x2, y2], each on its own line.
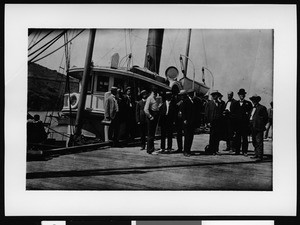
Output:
[26, 134, 272, 190]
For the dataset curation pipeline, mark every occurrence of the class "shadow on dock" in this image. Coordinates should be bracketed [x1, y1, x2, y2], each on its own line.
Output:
[27, 156, 272, 180]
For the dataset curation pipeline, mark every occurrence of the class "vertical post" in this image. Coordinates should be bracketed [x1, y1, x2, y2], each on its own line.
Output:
[184, 29, 192, 77]
[74, 29, 96, 136]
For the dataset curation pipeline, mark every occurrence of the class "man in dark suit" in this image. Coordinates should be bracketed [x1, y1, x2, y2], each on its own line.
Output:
[104, 86, 120, 146]
[205, 90, 226, 155]
[173, 92, 184, 153]
[124, 86, 136, 142]
[180, 90, 196, 157]
[223, 91, 237, 152]
[249, 94, 269, 161]
[231, 88, 253, 156]
[136, 90, 148, 150]
[159, 91, 176, 153]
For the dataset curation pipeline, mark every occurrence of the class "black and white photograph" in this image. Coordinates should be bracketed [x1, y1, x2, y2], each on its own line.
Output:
[25, 28, 273, 191]
[4, 4, 296, 216]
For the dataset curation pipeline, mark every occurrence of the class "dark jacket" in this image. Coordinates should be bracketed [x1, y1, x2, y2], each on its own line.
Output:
[205, 100, 225, 123]
[181, 96, 196, 126]
[136, 99, 147, 124]
[250, 103, 269, 132]
[159, 100, 176, 121]
[231, 99, 253, 122]
[224, 98, 237, 118]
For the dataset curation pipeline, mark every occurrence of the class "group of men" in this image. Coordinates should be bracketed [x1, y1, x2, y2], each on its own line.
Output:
[205, 88, 270, 161]
[105, 85, 271, 161]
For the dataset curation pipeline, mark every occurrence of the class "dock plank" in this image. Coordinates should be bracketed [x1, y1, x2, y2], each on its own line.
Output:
[26, 134, 272, 190]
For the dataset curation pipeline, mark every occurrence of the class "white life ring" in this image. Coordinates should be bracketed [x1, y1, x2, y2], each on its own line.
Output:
[70, 93, 80, 109]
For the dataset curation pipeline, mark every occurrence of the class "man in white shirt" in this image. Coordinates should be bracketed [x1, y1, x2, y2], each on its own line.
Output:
[223, 91, 237, 152]
[144, 87, 160, 154]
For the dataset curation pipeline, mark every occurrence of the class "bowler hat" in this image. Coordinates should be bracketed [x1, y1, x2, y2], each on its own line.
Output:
[237, 88, 247, 95]
[249, 94, 261, 102]
[210, 90, 221, 96]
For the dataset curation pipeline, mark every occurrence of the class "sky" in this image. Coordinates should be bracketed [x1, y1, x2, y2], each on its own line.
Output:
[28, 28, 273, 106]
[28, 29, 273, 107]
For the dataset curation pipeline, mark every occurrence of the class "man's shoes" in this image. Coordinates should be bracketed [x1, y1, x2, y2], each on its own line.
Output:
[251, 156, 258, 159]
[140, 147, 145, 150]
[223, 148, 230, 151]
[243, 153, 248, 157]
[183, 153, 191, 157]
[158, 149, 166, 153]
[147, 149, 154, 154]
[164, 149, 172, 154]
[173, 149, 183, 154]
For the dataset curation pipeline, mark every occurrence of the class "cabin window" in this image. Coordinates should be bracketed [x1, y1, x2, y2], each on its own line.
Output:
[96, 76, 109, 92]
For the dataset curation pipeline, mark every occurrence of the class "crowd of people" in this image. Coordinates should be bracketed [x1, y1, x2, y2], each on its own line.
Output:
[104, 86, 273, 161]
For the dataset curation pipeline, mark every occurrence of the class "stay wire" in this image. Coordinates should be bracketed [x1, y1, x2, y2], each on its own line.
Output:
[28, 30, 65, 58]
[28, 31, 38, 49]
[31, 30, 84, 64]
[201, 30, 208, 67]
[28, 30, 53, 51]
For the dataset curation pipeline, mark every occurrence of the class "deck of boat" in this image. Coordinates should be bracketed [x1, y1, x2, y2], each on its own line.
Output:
[26, 134, 272, 190]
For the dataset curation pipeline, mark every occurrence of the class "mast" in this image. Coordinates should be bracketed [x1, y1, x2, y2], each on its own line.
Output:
[144, 29, 164, 74]
[184, 29, 192, 77]
[74, 29, 96, 137]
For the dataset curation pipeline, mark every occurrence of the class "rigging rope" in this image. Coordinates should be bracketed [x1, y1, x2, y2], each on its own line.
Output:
[64, 32, 75, 135]
[124, 29, 128, 56]
[201, 30, 208, 67]
[28, 30, 65, 58]
[28, 31, 39, 49]
[28, 30, 53, 51]
[166, 29, 180, 68]
[99, 37, 124, 60]
[30, 29, 84, 63]
[248, 30, 262, 94]
[129, 29, 133, 67]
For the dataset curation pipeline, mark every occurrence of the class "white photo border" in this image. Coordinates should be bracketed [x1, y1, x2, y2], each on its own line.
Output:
[4, 4, 297, 216]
